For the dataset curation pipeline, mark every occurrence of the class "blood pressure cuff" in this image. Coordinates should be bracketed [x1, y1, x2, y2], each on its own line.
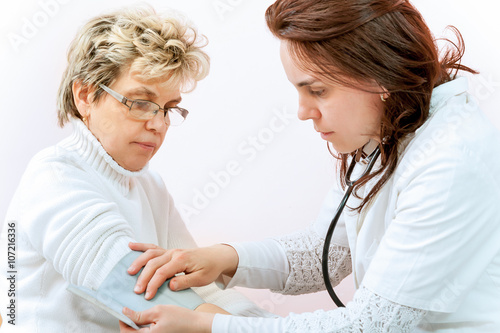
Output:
[67, 251, 205, 329]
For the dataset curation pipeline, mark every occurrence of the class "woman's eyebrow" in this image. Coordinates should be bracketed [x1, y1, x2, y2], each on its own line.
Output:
[125, 87, 182, 104]
[297, 79, 319, 87]
[168, 97, 182, 104]
[125, 86, 158, 98]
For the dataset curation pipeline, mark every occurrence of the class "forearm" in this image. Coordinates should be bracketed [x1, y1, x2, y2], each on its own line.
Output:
[195, 303, 231, 315]
[272, 228, 352, 295]
[224, 238, 289, 290]
[212, 286, 427, 333]
[213, 314, 284, 333]
[224, 228, 352, 295]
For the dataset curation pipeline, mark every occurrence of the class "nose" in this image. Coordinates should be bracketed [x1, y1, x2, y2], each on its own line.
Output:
[297, 95, 321, 121]
[145, 111, 168, 132]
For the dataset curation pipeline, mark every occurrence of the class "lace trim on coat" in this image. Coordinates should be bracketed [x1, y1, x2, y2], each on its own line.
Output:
[273, 229, 352, 295]
[286, 286, 427, 332]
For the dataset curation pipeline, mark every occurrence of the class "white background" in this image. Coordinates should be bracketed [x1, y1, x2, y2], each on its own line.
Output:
[0, 0, 499, 317]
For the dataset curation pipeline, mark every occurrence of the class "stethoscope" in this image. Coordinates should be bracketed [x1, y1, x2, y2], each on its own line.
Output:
[322, 140, 381, 307]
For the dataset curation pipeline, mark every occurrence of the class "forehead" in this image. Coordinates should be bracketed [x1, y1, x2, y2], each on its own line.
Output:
[279, 41, 318, 86]
[279, 41, 380, 91]
[113, 67, 181, 98]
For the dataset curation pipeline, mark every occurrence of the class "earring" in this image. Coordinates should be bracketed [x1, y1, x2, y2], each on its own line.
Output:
[380, 94, 386, 102]
[82, 117, 87, 123]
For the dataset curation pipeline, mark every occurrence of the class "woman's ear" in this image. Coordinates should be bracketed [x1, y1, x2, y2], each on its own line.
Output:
[72, 80, 93, 118]
[379, 85, 390, 102]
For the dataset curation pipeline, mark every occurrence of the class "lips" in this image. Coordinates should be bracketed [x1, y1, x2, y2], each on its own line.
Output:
[319, 131, 334, 140]
[314, 126, 335, 139]
[134, 142, 157, 151]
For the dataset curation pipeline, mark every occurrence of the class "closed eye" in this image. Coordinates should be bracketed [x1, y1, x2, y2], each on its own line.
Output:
[309, 88, 326, 97]
[132, 99, 157, 112]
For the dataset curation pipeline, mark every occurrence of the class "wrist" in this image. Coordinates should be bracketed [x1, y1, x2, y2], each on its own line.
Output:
[213, 244, 239, 277]
[195, 303, 230, 315]
[195, 311, 216, 333]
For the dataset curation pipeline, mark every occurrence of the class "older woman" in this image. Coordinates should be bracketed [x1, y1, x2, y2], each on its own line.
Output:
[1, 7, 269, 332]
[119, 0, 500, 332]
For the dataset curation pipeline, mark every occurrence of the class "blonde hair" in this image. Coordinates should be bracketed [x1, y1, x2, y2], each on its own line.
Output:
[57, 6, 210, 127]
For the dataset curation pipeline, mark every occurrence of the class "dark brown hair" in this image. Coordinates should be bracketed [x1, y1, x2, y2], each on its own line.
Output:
[265, 0, 477, 211]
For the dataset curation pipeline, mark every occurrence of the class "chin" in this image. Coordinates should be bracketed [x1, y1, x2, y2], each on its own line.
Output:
[329, 139, 370, 154]
[129, 164, 147, 172]
[121, 160, 148, 172]
[328, 142, 353, 155]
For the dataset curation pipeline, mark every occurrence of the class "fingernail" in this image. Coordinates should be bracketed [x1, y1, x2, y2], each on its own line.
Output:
[145, 291, 152, 299]
[127, 266, 136, 273]
[134, 285, 141, 293]
[123, 307, 132, 315]
[170, 281, 177, 291]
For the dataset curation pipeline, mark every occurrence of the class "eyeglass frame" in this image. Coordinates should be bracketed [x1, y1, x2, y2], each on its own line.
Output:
[98, 84, 189, 126]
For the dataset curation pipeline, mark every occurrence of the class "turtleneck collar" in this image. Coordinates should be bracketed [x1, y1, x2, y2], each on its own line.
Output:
[59, 118, 149, 194]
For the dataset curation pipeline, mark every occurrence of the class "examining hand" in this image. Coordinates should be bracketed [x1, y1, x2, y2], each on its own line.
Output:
[127, 242, 239, 300]
[119, 304, 221, 333]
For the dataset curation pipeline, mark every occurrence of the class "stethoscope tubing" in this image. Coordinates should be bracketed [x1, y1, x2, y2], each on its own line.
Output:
[322, 146, 381, 308]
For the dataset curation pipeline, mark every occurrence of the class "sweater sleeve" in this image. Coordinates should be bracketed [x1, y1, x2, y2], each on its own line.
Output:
[13, 156, 135, 291]
[212, 285, 427, 332]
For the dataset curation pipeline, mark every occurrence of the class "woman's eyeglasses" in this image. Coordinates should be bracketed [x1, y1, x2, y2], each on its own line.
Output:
[99, 84, 188, 126]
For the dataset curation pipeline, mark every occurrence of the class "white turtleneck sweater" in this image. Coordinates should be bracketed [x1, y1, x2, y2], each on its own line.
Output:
[1, 119, 270, 332]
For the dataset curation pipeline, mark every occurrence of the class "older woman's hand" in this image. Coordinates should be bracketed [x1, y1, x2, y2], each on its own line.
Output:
[127, 242, 239, 300]
[119, 304, 220, 333]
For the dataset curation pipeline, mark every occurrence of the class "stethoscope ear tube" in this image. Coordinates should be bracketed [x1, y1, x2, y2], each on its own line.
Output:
[322, 145, 381, 308]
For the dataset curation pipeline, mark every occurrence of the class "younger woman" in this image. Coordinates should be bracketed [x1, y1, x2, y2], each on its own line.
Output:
[121, 1, 500, 332]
